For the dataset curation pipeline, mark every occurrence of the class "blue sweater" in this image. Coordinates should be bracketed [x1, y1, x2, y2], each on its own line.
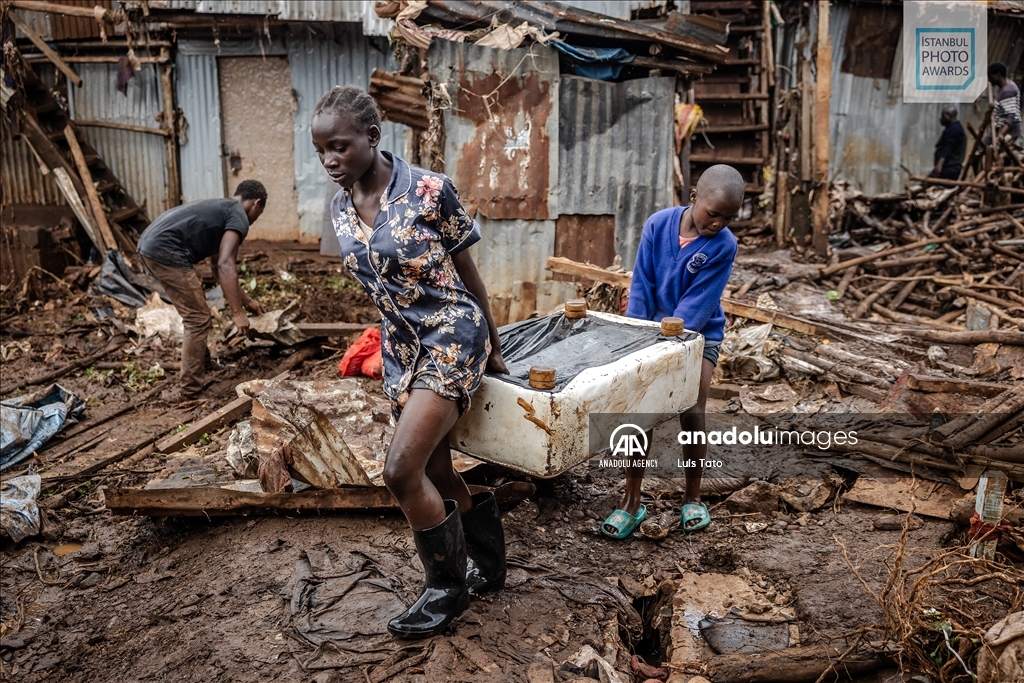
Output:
[626, 206, 737, 341]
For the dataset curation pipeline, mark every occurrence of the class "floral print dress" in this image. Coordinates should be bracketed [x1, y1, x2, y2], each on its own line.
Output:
[331, 152, 490, 420]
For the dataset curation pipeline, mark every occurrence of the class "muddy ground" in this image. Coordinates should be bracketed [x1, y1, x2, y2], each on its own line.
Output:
[0, 245, 1017, 682]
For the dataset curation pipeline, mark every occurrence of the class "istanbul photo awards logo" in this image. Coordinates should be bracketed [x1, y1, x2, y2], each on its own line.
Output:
[903, 1, 987, 103]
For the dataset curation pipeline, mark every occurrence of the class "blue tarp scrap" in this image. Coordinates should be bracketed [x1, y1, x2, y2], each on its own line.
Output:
[0, 475, 42, 542]
[550, 41, 635, 80]
[1, 384, 85, 472]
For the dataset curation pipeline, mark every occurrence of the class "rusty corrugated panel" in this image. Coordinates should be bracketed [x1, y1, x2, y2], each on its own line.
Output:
[175, 51, 225, 203]
[427, 40, 558, 221]
[286, 26, 407, 245]
[68, 63, 171, 217]
[49, 0, 113, 41]
[558, 1, 667, 21]
[0, 116, 66, 206]
[473, 217, 557, 297]
[558, 75, 675, 269]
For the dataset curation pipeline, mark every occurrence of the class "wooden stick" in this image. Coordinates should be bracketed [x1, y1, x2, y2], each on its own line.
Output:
[294, 322, 375, 337]
[544, 256, 632, 288]
[64, 123, 117, 253]
[944, 387, 1024, 448]
[23, 54, 168, 65]
[896, 328, 1024, 345]
[910, 174, 1024, 196]
[822, 238, 952, 276]
[864, 254, 948, 271]
[159, 64, 180, 208]
[74, 119, 170, 137]
[155, 395, 253, 454]
[853, 280, 897, 318]
[9, 0, 118, 21]
[16, 336, 124, 390]
[810, 0, 831, 255]
[947, 285, 1018, 311]
[870, 303, 963, 330]
[777, 348, 891, 389]
[703, 644, 888, 683]
[8, 11, 82, 87]
[933, 385, 1024, 439]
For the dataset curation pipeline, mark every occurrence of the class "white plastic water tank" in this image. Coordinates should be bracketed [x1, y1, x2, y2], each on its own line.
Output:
[450, 310, 705, 477]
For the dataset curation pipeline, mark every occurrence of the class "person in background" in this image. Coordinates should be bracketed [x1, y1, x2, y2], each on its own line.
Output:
[988, 62, 1022, 148]
[929, 106, 966, 180]
[136, 181, 267, 400]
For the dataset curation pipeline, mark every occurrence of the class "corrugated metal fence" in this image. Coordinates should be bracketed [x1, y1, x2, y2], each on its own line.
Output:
[0, 116, 67, 206]
[68, 62, 171, 217]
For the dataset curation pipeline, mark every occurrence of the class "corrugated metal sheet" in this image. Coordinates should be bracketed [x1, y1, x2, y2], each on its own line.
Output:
[185, 0, 391, 33]
[473, 217, 556, 297]
[175, 53, 225, 203]
[50, 0, 112, 40]
[558, 75, 675, 269]
[559, 1, 667, 20]
[0, 116, 67, 206]
[287, 25, 407, 243]
[428, 40, 559, 221]
[68, 63, 171, 216]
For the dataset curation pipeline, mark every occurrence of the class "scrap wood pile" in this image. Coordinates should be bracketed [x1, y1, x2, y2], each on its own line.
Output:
[823, 182, 1023, 343]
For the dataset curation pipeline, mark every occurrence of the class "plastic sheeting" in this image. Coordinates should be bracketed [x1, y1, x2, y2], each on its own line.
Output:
[1, 385, 84, 472]
[91, 250, 165, 308]
[497, 313, 697, 391]
[0, 474, 42, 542]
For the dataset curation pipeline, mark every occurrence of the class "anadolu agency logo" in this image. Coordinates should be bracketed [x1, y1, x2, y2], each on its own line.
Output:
[599, 424, 658, 469]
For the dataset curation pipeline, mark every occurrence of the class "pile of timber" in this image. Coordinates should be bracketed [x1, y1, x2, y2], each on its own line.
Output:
[822, 171, 1023, 338]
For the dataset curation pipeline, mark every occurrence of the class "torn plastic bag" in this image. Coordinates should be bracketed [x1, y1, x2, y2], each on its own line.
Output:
[496, 312, 697, 392]
[551, 41, 634, 80]
[720, 323, 779, 381]
[0, 474, 42, 542]
[133, 291, 184, 342]
[1, 384, 85, 471]
[91, 249, 165, 308]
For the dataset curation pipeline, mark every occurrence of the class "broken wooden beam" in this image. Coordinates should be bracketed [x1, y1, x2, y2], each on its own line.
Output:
[544, 256, 633, 288]
[894, 328, 1024, 346]
[368, 69, 429, 130]
[9, 10, 82, 87]
[64, 123, 117, 253]
[9, 0, 118, 22]
[701, 644, 889, 683]
[905, 374, 1009, 398]
[910, 174, 1024, 197]
[721, 299, 819, 336]
[103, 481, 536, 517]
[156, 395, 253, 454]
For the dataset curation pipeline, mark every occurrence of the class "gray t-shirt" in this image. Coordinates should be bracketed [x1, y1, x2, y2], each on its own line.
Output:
[137, 198, 249, 268]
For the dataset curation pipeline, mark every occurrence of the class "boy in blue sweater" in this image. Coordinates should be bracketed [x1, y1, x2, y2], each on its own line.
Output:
[602, 164, 743, 539]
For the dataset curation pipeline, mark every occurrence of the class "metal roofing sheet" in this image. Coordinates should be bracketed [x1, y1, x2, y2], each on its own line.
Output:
[175, 53, 225, 203]
[558, 75, 675, 269]
[0, 116, 67, 206]
[68, 62, 171, 217]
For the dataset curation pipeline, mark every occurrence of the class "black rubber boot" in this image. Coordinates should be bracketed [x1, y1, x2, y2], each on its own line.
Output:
[461, 492, 507, 594]
[387, 499, 470, 639]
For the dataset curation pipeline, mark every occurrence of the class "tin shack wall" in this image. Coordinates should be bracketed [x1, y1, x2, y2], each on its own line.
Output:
[826, 1, 1024, 195]
[558, 75, 676, 270]
[68, 62, 170, 218]
[0, 116, 67, 207]
[288, 25, 406, 245]
[172, 1, 393, 35]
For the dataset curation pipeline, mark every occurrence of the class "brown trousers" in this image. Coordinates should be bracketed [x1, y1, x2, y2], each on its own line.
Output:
[141, 256, 211, 397]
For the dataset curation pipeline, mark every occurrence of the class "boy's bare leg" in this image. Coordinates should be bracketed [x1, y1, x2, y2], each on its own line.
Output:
[680, 358, 715, 515]
[383, 388, 471, 530]
[620, 460, 645, 517]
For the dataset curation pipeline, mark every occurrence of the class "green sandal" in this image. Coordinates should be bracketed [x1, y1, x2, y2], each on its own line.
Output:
[601, 505, 647, 539]
[681, 502, 711, 533]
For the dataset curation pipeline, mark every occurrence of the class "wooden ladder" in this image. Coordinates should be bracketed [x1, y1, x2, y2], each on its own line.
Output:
[689, 0, 773, 198]
[12, 52, 151, 256]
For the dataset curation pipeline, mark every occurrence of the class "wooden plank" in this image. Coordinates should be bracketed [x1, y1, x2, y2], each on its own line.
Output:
[74, 119, 171, 137]
[720, 299, 821, 336]
[895, 329, 1024, 346]
[294, 322, 374, 336]
[155, 395, 253, 454]
[811, 0, 831, 255]
[103, 481, 536, 517]
[544, 256, 632, 289]
[910, 174, 1024, 197]
[9, 10, 82, 87]
[159, 63, 181, 208]
[843, 476, 963, 520]
[64, 123, 117, 253]
[906, 374, 1011, 398]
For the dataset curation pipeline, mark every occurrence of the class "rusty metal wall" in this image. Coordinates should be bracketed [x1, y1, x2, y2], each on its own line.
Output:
[558, 75, 676, 269]
[13, 0, 111, 41]
[0, 116, 67, 206]
[287, 25, 407, 244]
[827, 1, 1024, 194]
[473, 217, 556, 297]
[558, 1, 666, 20]
[428, 40, 559, 221]
[175, 51, 225, 203]
[67, 62, 171, 218]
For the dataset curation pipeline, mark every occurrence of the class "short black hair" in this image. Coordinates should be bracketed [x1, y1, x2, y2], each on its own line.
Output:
[313, 85, 381, 130]
[988, 62, 1007, 78]
[234, 179, 267, 205]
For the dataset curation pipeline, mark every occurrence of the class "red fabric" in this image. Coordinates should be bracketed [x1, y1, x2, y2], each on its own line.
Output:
[338, 328, 383, 379]
[969, 511, 1013, 543]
